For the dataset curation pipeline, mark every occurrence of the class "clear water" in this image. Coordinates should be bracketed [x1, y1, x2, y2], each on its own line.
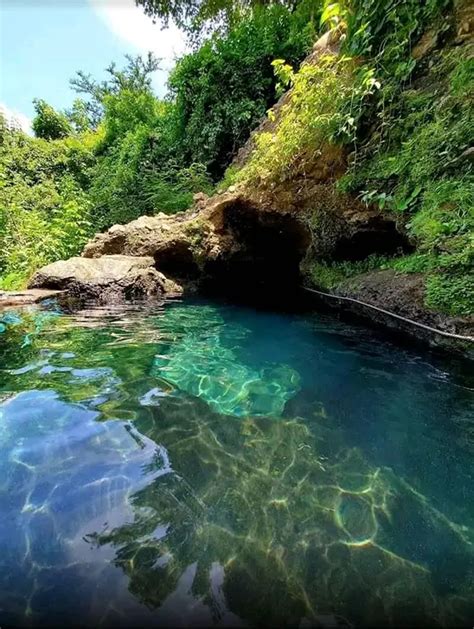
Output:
[0, 298, 473, 627]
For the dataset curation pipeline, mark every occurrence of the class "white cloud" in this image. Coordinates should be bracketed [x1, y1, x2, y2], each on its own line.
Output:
[89, 0, 187, 93]
[0, 102, 32, 135]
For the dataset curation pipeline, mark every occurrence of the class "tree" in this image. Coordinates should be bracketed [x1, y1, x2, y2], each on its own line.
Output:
[32, 99, 72, 140]
[65, 99, 93, 134]
[70, 53, 161, 128]
[101, 88, 161, 148]
[135, 0, 300, 36]
[168, 3, 317, 178]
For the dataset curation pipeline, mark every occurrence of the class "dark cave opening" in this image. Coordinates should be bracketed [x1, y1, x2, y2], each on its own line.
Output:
[152, 202, 413, 305]
[154, 240, 201, 281]
[202, 202, 312, 302]
[332, 220, 413, 261]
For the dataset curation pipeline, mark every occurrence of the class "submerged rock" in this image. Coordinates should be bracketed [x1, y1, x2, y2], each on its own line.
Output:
[0, 288, 62, 309]
[150, 304, 301, 417]
[29, 254, 182, 304]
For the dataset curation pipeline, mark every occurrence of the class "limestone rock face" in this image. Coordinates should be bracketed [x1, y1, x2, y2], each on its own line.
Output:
[28, 255, 182, 304]
[79, 185, 407, 301]
[82, 213, 209, 279]
[82, 215, 183, 258]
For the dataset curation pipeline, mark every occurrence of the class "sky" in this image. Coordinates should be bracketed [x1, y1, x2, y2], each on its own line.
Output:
[0, 0, 187, 133]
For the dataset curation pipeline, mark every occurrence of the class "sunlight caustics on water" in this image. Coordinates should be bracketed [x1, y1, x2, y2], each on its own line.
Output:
[0, 298, 473, 627]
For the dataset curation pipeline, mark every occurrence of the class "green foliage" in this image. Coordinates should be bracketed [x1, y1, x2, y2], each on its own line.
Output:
[234, 0, 450, 185]
[409, 180, 473, 252]
[235, 54, 368, 184]
[91, 146, 212, 228]
[140, 162, 213, 214]
[0, 194, 92, 290]
[425, 272, 474, 316]
[135, 0, 308, 37]
[89, 89, 212, 229]
[339, 47, 473, 315]
[66, 99, 94, 134]
[305, 254, 391, 289]
[32, 99, 72, 140]
[318, 0, 449, 83]
[0, 122, 93, 288]
[70, 53, 161, 128]
[320, 2, 346, 29]
[450, 55, 474, 97]
[168, 4, 317, 179]
[218, 163, 240, 190]
[100, 89, 161, 149]
[344, 0, 449, 75]
[271, 58, 295, 97]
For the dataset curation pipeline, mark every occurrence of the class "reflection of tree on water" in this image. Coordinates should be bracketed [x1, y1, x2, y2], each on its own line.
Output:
[86, 395, 474, 627]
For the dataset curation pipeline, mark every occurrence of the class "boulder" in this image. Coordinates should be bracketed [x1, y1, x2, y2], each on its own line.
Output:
[28, 255, 182, 304]
[82, 214, 198, 259]
[80, 203, 229, 283]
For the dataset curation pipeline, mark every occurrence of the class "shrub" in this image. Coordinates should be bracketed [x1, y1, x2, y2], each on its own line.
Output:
[235, 54, 366, 185]
[168, 3, 317, 179]
[0, 123, 94, 288]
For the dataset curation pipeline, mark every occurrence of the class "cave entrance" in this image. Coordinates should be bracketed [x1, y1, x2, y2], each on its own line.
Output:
[331, 219, 413, 261]
[154, 240, 200, 281]
[203, 202, 312, 302]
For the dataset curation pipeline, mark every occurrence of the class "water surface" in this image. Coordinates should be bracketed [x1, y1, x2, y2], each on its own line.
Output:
[0, 298, 473, 627]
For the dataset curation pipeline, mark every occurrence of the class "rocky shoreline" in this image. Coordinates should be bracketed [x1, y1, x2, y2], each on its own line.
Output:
[4, 191, 468, 356]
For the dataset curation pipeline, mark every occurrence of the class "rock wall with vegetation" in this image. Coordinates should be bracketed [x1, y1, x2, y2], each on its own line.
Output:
[223, 0, 473, 321]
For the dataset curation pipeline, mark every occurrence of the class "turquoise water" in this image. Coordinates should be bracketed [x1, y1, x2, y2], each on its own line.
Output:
[0, 298, 473, 627]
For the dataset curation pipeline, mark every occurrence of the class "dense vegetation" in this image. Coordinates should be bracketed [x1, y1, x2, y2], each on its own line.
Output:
[229, 0, 473, 316]
[0, 3, 314, 289]
[1, 0, 472, 316]
[136, 0, 306, 37]
[0, 119, 95, 289]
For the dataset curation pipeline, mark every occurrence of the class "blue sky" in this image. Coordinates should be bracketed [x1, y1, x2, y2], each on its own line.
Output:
[0, 0, 186, 132]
